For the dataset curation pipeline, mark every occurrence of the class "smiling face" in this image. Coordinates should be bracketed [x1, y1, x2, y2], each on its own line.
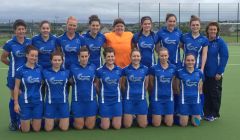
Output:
[51, 55, 63, 69]
[40, 22, 51, 38]
[67, 18, 78, 34]
[79, 51, 89, 66]
[114, 23, 125, 35]
[166, 16, 176, 31]
[185, 54, 196, 69]
[26, 50, 38, 65]
[105, 52, 115, 66]
[190, 20, 201, 34]
[207, 25, 218, 39]
[15, 25, 26, 39]
[159, 50, 169, 64]
[89, 21, 100, 35]
[131, 51, 141, 66]
[141, 19, 152, 33]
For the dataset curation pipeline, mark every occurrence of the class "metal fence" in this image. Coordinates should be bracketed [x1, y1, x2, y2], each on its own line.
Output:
[0, 2, 239, 43]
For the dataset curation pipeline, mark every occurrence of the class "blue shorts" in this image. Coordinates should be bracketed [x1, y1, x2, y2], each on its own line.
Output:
[123, 99, 148, 115]
[44, 102, 69, 119]
[178, 103, 202, 115]
[7, 76, 15, 90]
[149, 101, 174, 115]
[99, 102, 122, 118]
[19, 102, 43, 120]
[71, 100, 98, 118]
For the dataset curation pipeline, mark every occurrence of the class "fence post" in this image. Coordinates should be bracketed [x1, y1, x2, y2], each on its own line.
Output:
[218, 3, 220, 22]
[159, 3, 161, 28]
[179, 3, 181, 29]
[118, 2, 120, 18]
[198, 3, 201, 18]
[237, 3, 239, 43]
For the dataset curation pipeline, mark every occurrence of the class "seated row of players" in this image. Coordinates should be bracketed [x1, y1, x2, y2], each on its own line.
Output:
[1, 14, 228, 132]
[13, 45, 203, 132]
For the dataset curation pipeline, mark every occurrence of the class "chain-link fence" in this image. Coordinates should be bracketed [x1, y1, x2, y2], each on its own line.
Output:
[0, 2, 239, 44]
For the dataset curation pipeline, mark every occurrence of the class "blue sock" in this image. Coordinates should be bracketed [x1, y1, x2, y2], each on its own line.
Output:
[173, 115, 180, 125]
[200, 94, 205, 117]
[9, 99, 18, 124]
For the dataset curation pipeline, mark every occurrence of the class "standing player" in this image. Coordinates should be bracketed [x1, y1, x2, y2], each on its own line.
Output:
[13, 45, 43, 132]
[1, 19, 31, 130]
[95, 47, 122, 130]
[175, 53, 204, 127]
[104, 18, 133, 68]
[203, 22, 229, 121]
[180, 15, 208, 72]
[157, 13, 182, 67]
[148, 47, 176, 127]
[132, 16, 158, 68]
[32, 20, 57, 69]
[57, 16, 85, 69]
[83, 15, 106, 68]
[42, 51, 70, 131]
[70, 47, 98, 130]
[121, 48, 149, 128]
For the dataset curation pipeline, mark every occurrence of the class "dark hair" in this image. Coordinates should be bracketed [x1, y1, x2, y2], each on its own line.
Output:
[89, 15, 101, 25]
[13, 19, 26, 30]
[79, 47, 89, 55]
[113, 18, 125, 27]
[185, 53, 196, 61]
[189, 15, 201, 25]
[166, 13, 177, 22]
[103, 47, 115, 57]
[50, 50, 64, 60]
[135, 16, 154, 46]
[39, 20, 51, 28]
[26, 45, 38, 54]
[205, 21, 220, 38]
[131, 47, 141, 56]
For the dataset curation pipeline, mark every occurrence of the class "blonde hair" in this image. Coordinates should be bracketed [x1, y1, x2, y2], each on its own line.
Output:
[67, 16, 77, 23]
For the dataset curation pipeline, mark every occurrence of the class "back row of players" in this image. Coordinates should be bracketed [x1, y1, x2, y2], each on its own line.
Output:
[1, 14, 229, 132]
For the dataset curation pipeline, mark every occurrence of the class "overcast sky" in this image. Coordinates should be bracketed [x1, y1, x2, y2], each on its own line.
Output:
[0, 0, 240, 23]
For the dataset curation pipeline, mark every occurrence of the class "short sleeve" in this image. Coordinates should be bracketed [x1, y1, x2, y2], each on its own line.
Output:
[202, 37, 209, 47]
[149, 66, 155, 76]
[3, 42, 11, 52]
[15, 67, 23, 80]
[95, 68, 101, 79]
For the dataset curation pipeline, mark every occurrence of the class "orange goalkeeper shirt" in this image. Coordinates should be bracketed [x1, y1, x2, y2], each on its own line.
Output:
[105, 31, 133, 68]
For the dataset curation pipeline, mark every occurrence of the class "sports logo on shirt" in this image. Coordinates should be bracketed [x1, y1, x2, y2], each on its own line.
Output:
[15, 50, 26, 57]
[49, 77, 64, 85]
[27, 76, 40, 84]
[39, 47, 53, 54]
[89, 44, 100, 51]
[164, 37, 176, 45]
[159, 76, 171, 83]
[129, 75, 142, 82]
[140, 41, 153, 49]
[186, 43, 198, 51]
[65, 44, 77, 52]
[104, 77, 118, 85]
[186, 80, 198, 87]
[77, 74, 91, 81]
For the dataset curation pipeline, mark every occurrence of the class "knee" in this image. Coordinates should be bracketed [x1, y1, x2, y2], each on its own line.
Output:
[59, 125, 69, 131]
[73, 122, 84, 130]
[123, 121, 132, 128]
[100, 123, 110, 130]
[152, 119, 161, 127]
[179, 121, 188, 127]
[21, 126, 30, 133]
[112, 123, 121, 130]
[138, 121, 148, 128]
[45, 125, 54, 132]
[85, 122, 95, 130]
[165, 121, 173, 127]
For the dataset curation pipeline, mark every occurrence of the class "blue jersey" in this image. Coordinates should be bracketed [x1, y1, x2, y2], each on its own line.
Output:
[82, 31, 106, 68]
[132, 32, 158, 68]
[205, 36, 229, 77]
[157, 27, 182, 65]
[57, 32, 85, 69]
[149, 63, 176, 103]
[42, 68, 70, 104]
[3, 36, 31, 78]
[176, 68, 203, 104]
[181, 33, 209, 68]
[32, 34, 57, 68]
[122, 64, 148, 100]
[15, 64, 43, 104]
[96, 65, 122, 104]
[70, 63, 97, 102]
